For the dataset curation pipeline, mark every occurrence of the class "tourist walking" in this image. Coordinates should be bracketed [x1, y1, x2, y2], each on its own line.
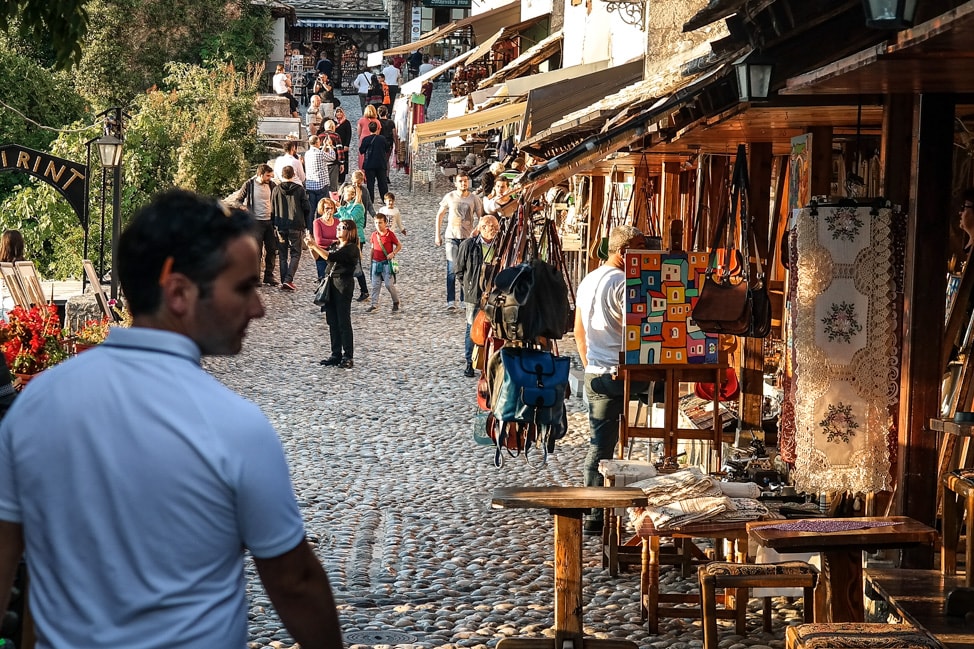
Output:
[0, 189, 344, 648]
[378, 192, 406, 236]
[271, 166, 311, 291]
[318, 120, 344, 193]
[456, 215, 500, 377]
[377, 105, 397, 179]
[273, 140, 305, 186]
[337, 184, 370, 302]
[359, 121, 390, 207]
[317, 219, 361, 369]
[382, 60, 401, 106]
[226, 164, 277, 285]
[304, 136, 329, 230]
[367, 213, 401, 314]
[574, 224, 646, 535]
[353, 68, 373, 112]
[434, 172, 484, 310]
[334, 108, 352, 184]
[356, 105, 381, 170]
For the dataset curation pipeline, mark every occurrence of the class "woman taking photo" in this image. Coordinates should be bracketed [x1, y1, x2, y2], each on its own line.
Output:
[317, 219, 360, 369]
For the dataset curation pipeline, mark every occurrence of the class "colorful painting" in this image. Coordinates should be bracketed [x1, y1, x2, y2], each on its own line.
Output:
[623, 250, 719, 365]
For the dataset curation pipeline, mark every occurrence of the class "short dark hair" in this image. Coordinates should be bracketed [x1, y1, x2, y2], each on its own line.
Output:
[118, 190, 255, 316]
[377, 105, 389, 118]
[368, 121, 378, 133]
[257, 163, 273, 176]
[340, 219, 358, 241]
[384, 192, 395, 201]
[282, 165, 295, 179]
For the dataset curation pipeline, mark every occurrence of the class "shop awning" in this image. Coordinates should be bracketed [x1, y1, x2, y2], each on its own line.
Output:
[411, 101, 526, 149]
[297, 17, 389, 29]
[520, 58, 644, 140]
[376, 0, 521, 60]
[476, 30, 563, 89]
[518, 66, 726, 196]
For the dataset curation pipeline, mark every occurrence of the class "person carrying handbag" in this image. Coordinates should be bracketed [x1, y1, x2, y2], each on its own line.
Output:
[316, 219, 361, 369]
[366, 213, 401, 314]
[358, 121, 389, 206]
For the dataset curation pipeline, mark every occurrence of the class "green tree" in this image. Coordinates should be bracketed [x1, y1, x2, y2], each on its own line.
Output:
[0, 62, 266, 279]
[75, 0, 272, 108]
[0, 0, 90, 69]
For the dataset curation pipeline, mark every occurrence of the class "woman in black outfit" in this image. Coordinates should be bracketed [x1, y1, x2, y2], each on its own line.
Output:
[334, 108, 353, 184]
[318, 219, 361, 369]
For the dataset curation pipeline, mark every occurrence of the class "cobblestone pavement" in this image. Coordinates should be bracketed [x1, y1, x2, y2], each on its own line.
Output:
[203, 83, 804, 649]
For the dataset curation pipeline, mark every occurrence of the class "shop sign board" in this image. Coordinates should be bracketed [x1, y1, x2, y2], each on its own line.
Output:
[422, 0, 471, 7]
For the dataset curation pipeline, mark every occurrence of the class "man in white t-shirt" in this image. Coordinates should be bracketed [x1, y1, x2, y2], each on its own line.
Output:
[573, 224, 646, 535]
[382, 60, 402, 107]
[434, 172, 484, 310]
[273, 140, 306, 186]
[353, 68, 374, 112]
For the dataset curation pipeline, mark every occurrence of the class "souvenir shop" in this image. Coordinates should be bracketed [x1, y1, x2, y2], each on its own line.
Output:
[288, 18, 389, 95]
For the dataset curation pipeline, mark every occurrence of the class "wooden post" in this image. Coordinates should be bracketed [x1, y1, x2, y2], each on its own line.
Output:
[738, 142, 773, 444]
[588, 175, 606, 272]
[808, 126, 833, 197]
[553, 511, 583, 646]
[662, 161, 681, 247]
[897, 94, 954, 568]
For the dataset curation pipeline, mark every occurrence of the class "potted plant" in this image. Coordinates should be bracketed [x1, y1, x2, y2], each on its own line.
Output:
[0, 305, 69, 385]
[72, 317, 111, 352]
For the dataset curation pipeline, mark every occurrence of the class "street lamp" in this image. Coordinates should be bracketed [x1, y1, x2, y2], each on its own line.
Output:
[862, 0, 917, 29]
[95, 135, 123, 168]
[734, 53, 774, 102]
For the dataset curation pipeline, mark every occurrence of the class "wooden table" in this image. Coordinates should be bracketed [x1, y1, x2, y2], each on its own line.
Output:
[491, 487, 648, 649]
[747, 517, 937, 623]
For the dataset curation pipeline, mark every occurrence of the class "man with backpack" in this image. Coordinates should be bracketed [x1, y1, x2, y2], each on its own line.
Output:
[353, 68, 374, 112]
[226, 164, 277, 285]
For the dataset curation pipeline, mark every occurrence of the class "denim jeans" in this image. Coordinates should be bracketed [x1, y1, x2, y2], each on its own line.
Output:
[445, 238, 462, 303]
[253, 220, 277, 282]
[277, 229, 303, 284]
[306, 188, 326, 230]
[315, 258, 329, 280]
[582, 372, 648, 520]
[370, 261, 400, 307]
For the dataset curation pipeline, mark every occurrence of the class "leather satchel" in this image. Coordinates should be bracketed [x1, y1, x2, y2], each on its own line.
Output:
[492, 348, 570, 425]
[313, 272, 334, 307]
[693, 272, 751, 335]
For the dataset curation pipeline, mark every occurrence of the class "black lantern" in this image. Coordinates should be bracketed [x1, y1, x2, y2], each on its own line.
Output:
[95, 135, 123, 168]
[862, 0, 917, 29]
[733, 53, 774, 102]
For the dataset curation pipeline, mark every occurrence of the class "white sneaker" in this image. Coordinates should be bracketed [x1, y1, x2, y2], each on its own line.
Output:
[446, 301, 456, 311]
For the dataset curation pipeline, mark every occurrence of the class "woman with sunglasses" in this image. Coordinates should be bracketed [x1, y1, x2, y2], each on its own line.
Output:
[316, 219, 361, 369]
[306, 198, 339, 281]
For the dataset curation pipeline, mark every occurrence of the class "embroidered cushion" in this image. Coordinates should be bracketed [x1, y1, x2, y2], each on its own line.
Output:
[786, 624, 941, 649]
[702, 560, 817, 578]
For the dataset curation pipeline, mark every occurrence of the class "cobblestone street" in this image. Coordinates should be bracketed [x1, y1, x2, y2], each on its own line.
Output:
[201, 84, 802, 649]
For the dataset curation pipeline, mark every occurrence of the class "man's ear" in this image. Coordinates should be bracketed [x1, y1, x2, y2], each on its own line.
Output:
[160, 272, 198, 318]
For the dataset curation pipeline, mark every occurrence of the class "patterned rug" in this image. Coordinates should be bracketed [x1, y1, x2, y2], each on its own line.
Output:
[791, 205, 897, 493]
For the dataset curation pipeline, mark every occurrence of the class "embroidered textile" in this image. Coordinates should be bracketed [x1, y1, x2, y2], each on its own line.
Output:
[627, 467, 721, 506]
[758, 519, 900, 533]
[792, 206, 897, 493]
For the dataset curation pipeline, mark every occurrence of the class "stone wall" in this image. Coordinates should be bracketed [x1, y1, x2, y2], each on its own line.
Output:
[646, 0, 729, 70]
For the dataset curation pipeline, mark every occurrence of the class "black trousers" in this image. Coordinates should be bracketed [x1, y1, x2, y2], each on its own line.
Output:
[253, 220, 277, 282]
[325, 288, 354, 360]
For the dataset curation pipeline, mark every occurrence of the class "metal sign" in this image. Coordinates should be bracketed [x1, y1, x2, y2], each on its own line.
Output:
[0, 144, 87, 229]
[422, 0, 471, 7]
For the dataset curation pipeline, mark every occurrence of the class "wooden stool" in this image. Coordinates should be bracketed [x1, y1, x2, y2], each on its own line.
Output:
[942, 471, 974, 585]
[785, 623, 942, 649]
[699, 561, 817, 649]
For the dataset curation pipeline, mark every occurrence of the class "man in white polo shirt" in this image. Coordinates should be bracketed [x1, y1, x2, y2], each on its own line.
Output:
[0, 190, 344, 649]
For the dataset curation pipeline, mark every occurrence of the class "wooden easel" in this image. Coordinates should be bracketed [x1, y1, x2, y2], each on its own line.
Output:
[617, 358, 726, 473]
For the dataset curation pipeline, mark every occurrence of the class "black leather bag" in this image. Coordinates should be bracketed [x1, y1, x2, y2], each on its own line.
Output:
[313, 273, 333, 307]
[693, 272, 751, 335]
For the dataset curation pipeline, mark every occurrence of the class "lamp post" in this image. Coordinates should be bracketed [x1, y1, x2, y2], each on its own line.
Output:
[862, 0, 917, 29]
[96, 108, 124, 300]
[733, 53, 774, 102]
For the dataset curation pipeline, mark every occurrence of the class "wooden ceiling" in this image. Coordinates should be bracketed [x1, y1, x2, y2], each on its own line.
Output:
[784, 0, 974, 95]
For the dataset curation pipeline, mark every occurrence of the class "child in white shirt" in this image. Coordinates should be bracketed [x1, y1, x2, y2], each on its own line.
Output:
[377, 192, 406, 236]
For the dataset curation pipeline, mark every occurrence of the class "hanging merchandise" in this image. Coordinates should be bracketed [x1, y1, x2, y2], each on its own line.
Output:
[628, 155, 662, 241]
[789, 200, 898, 493]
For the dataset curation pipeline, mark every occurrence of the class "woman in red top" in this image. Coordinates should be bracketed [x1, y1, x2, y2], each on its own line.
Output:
[366, 213, 401, 313]
[307, 197, 340, 280]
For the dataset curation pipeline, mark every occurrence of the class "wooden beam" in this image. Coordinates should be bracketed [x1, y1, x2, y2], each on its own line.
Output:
[898, 94, 954, 568]
[662, 161, 682, 248]
[588, 175, 606, 272]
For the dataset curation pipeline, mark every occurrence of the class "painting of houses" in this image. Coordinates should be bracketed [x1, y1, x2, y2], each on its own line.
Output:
[624, 250, 719, 365]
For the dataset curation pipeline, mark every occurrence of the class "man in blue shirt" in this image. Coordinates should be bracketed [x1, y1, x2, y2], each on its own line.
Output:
[0, 190, 343, 649]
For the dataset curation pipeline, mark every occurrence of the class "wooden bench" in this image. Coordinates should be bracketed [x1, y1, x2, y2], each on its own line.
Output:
[865, 568, 969, 649]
